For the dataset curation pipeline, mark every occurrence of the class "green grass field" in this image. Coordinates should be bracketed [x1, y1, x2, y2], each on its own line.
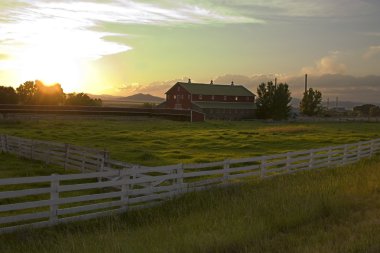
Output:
[1, 118, 379, 166]
[1, 155, 380, 253]
[1, 118, 380, 252]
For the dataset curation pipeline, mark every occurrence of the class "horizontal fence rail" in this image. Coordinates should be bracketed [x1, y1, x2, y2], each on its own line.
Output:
[0, 135, 380, 234]
[0, 134, 109, 173]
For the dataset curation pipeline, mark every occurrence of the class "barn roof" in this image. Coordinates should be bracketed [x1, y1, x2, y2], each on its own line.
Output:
[170, 82, 255, 97]
[192, 101, 256, 110]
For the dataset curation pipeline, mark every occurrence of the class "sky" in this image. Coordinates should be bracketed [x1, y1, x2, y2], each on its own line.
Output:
[0, 0, 379, 102]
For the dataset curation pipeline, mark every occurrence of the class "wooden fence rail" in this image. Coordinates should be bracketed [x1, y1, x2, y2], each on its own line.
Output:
[0, 137, 380, 234]
[0, 134, 109, 173]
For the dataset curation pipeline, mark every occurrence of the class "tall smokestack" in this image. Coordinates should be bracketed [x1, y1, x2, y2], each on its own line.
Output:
[305, 74, 308, 93]
[275, 77, 277, 87]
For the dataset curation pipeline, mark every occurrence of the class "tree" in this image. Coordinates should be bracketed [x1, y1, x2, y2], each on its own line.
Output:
[353, 104, 376, 116]
[256, 81, 292, 120]
[16, 81, 37, 104]
[0, 86, 18, 104]
[16, 80, 65, 105]
[299, 88, 322, 116]
[369, 106, 380, 117]
[65, 93, 102, 106]
[34, 81, 65, 105]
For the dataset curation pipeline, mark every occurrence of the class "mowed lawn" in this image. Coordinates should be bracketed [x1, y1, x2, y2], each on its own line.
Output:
[1, 155, 380, 253]
[0, 118, 379, 166]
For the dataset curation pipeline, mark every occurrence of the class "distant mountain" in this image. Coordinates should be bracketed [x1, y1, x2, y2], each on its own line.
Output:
[88, 94, 124, 100]
[120, 93, 165, 103]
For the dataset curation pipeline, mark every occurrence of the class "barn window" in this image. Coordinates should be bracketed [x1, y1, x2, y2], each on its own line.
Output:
[174, 95, 177, 99]
[199, 95, 202, 100]
[224, 96, 227, 101]
[235, 96, 238, 101]
[212, 95, 215, 100]
[188, 94, 191, 100]
[177, 86, 180, 92]
[246, 97, 249, 101]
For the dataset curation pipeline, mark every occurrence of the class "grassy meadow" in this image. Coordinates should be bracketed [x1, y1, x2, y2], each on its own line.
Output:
[0, 118, 379, 166]
[1, 155, 380, 252]
[0, 118, 380, 252]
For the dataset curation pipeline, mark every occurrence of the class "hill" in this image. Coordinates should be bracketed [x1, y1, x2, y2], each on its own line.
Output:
[120, 93, 164, 103]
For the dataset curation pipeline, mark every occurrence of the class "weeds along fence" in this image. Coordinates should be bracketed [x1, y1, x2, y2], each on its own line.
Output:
[0, 135, 109, 173]
[0, 138, 380, 234]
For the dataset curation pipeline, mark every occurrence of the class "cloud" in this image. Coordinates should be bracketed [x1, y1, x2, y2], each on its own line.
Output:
[301, 53, 347, 75]
[364, 32, 380, 37]
[118, 77, 192, 97]
[121, 73, 380, 104]
[363, 45, 380, 59]
[0, 54, 8, 60]
[0, 0, 263, 72]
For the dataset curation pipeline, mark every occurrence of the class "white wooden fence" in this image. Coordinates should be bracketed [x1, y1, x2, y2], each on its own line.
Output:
[0, 135, 109, 173]
[0, 138, 380, 234]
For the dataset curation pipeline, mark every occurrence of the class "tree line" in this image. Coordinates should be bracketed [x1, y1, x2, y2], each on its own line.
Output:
[353, 104, 380, 117]
[0, 80, 102, 106]
[255, 81, 322, 120]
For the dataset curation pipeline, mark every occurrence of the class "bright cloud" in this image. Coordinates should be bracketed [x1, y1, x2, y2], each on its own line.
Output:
[301, 53, 347, 76]
[0, 0, 262, 90]
[363, 45, 380, 59]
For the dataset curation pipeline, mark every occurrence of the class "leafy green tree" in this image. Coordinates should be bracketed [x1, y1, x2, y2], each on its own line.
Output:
[0, 86, 18, 104]
[65, 93, 102, 106]
[256, 81, 292, 120]
[300, 88, 322, 116]
[272, 83, 292, 120]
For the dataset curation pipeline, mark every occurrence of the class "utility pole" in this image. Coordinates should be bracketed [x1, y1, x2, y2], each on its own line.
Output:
[305, 74, 308, 93]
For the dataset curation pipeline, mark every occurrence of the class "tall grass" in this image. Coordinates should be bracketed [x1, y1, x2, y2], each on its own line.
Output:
[1, 119, 379, 166]
[1, 156, 380, 252]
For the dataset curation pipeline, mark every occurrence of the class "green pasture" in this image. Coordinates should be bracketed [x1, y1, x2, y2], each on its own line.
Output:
[0, 153, 78, 179]
[1, 155, 380, 252]
[0, 118, 379, 166]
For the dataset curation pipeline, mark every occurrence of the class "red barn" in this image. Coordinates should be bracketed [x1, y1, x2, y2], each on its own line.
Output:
[158, 80, 256, 120]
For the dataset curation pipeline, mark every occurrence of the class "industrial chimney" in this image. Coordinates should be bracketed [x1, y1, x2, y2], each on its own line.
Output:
[231, 81, 234, 86]
[210, 80, 214, 85]
[188, 79, 191, 83]
[305, 74, 308, 93]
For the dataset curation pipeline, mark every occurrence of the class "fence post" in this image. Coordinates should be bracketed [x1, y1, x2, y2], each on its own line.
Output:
[356, 143, 361, 161]
[327, 147, 332, 166]
[30, 140, 34, 160]
[260, 157, 267, 178]
[103, 149, 110, 164]
[176, 163, 184, 194]
[50, 174, 59, 225]
[223, 159, 230, 184]
[120, 168, 129, 213]
[0, 135, 5, 153]
[286, 153, 291, 174]
[64, 144, 69, 171]
[343, 144, 348, 164]
[309, 150, 314, 170]
[370, 140, 375, 157]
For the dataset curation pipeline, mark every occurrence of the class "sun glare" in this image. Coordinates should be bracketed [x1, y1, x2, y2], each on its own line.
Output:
[0, 1, 130, 94]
